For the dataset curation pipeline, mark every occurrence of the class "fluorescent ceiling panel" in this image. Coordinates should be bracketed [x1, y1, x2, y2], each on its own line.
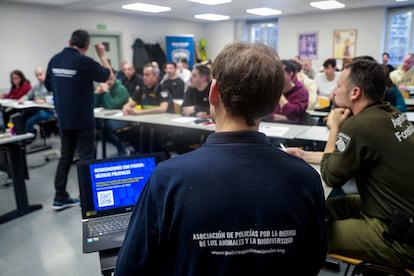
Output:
[310, 0, 345, 10]
[194, 13, 230, 21]
[188, 0, 231, 5]
[122, 3, 171, 13]
[246, 7, 282, 16]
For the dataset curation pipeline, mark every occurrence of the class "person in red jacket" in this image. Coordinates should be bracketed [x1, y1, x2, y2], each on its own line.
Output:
[2, 70, 32, 126]
[3, 70, 31, 99]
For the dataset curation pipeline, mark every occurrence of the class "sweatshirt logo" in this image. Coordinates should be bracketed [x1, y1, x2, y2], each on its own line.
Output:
[52, 68, 77, 78]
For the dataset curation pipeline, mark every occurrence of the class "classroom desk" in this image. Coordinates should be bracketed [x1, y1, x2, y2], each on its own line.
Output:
[406, 112, 414, 122]
[295, 125, 330, 142]
[0, 133, 41, 224]
[94, 109, 319, 139]
[94, 109, 329, 157]
[308, 110, 329, 118]
[405, 98, 414, 106]
[0, 98, 54, 109]
[0, 98, 56, 153]
[309, 163, 332, 199]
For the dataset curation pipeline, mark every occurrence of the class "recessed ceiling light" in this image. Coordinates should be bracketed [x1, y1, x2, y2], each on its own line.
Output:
[194, 13, 230, 21]
[122, 3, 171, 13]
[246, 7, 282, 16]
[310, 0, 345, 10]
[188, 0, 231, 5]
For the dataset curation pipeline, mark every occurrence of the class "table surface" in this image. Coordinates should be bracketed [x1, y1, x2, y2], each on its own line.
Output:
[0, 133, 34, 145]
[405, 98, 414, 106]
[94, 108, 330, 141]
[0, 99, 54, 109]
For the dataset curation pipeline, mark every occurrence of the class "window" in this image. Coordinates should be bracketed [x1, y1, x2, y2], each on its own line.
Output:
[247, 20, 278, 51]
[385, 6, 414, 66]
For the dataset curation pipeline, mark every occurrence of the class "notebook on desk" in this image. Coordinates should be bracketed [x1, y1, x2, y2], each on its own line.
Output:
[77, 152, 168, 253]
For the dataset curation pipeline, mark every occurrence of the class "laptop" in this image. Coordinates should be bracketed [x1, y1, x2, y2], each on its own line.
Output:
[77, 152, 168, 253]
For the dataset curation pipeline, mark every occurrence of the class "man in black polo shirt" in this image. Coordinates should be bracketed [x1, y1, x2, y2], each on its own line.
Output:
[121, 62, 144, 98]
[121, 63, 173, 152]
[182, 64, 211, 118]
[162, 62, 185, 99]
[45, 29, 112, 210]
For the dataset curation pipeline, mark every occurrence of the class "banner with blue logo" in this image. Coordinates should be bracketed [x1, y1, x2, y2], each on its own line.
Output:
[166, 35, 195, 68]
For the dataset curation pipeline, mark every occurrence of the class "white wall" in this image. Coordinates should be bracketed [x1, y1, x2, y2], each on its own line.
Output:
[278, 7, 386, 70]
[0, 2, 205, 88]
[203, 7, 386, 70]
[0, 3, 388, 88]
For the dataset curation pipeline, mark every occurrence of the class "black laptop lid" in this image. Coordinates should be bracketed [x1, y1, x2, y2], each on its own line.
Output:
[77, 152, 168, 219]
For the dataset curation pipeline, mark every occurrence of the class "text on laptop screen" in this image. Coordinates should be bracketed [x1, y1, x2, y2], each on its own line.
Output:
[89, 157, 155, 211]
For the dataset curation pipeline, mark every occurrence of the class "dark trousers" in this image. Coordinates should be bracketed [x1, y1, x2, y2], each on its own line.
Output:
[326, 195, 414, 268]
[96, 119, 128, 156]
[54, 129, 95, 201]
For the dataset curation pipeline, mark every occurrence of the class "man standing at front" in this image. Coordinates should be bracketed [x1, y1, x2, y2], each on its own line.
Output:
[45, 30, 112, 210]
[115, 42, 327, 275]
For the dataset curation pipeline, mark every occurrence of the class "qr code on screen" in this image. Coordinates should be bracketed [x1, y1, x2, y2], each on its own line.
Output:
[97, 190, 114, 207]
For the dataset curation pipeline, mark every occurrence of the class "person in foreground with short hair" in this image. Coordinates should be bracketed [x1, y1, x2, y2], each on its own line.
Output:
[287, 59, 414, 267]
[45, 29, 112, 210]
[115, 42, 327, 275]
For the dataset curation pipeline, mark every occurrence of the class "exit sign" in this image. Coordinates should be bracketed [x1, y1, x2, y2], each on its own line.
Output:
[96, 24, 107, 30]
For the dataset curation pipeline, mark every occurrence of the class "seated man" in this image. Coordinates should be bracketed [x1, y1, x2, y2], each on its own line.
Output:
[18, 67, 55, 135]
[161, 62, 185, 99]
[121, 62, 144, 97]
[389, 53, 414, 91]
[269, 59, 309, 124]
[287, 59, 414, 267]
[314, 58, 340, 101]
[121, 63, 173, 153]
[115, 41, 326, 275]
[173, 64, 212, 153]
[182, 64, 211, 118]
[94, 73, 129, 156]
[293, 59, 317, 111]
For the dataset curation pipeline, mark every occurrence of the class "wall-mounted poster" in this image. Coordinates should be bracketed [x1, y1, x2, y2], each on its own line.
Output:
[298, 32, 318, 59]
[333, 29, 357, 59]
[165, 35, 195, 68]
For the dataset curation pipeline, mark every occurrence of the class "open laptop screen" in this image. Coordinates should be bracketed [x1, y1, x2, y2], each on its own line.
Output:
[90, 157, 155, 211]
[78, 152, 168, 219]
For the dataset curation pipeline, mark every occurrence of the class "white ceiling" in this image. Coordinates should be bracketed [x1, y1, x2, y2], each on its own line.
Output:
[2, 0, 414, 22]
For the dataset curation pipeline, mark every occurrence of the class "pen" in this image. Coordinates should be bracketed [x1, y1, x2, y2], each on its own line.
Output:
[279, 143, 286, 152]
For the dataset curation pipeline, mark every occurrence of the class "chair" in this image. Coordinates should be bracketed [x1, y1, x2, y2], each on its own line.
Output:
[27, 117, 58, 153]
[327, 253, 414, 276]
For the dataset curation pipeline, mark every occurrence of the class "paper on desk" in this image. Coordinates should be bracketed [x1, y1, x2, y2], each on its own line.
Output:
[94, 107, 104, 113]
[171, 117, 197, 123]
[104, 111, 124, 117]
[259, 125, 289, 137]
[112, 112, 124, 117]
[11, 101, 38, 108]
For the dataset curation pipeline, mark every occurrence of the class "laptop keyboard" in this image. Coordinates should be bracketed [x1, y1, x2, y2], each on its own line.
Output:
[87, 214, 131, 237]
